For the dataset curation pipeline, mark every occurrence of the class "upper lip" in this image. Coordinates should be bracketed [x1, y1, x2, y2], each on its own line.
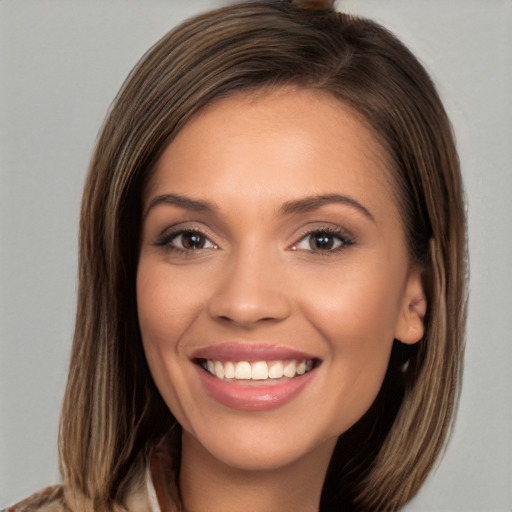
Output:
[191, 342, 319, 362]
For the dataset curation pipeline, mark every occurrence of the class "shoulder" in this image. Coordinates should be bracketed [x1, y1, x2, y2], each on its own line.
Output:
[2, 464, 158, 512]
[2, 434, 178, 512]
[2, 485, 68, 512]
[2, 485, 134, 512]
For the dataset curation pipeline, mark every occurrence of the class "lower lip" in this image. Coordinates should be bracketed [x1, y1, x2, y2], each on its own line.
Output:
[196, 365, 317, 411]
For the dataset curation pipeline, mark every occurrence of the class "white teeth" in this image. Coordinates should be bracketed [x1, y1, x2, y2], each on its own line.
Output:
[214, 360, 225, 379]
[224, 361, 235, 379]
[251, 361, 269, 380]
[268, 361, 284, 379]
[234, 361, 252, 380]
[283, 361, 297, 378]
[203, 359, 314, 381]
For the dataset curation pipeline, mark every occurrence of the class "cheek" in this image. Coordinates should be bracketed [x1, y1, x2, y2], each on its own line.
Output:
[136, 261, 202, 425]
[137, 260, 204, 346]
[301, 258, 403, 342]
[296, 261, 403, 428]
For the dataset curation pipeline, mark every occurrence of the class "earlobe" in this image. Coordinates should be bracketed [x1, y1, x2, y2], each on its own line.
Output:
[395, 268, 427, 345]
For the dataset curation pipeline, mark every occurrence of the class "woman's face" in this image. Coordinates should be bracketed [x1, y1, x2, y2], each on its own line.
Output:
[137, 88, 425, 471]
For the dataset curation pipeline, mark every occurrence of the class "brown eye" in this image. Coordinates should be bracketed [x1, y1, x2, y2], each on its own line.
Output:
[159, 230, 217, 252]
[308, 232, 337, 250]
[179, 231, 207, 250]
[292, 229, 352, 253]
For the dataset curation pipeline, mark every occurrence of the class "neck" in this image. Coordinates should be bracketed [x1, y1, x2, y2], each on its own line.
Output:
[179, 430, 336, 512]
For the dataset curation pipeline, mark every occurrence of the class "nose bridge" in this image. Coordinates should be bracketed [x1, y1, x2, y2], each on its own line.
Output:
[208, 240, 291, 326]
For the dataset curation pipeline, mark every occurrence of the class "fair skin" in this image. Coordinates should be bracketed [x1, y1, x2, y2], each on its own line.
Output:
[137, 88, 425, 512]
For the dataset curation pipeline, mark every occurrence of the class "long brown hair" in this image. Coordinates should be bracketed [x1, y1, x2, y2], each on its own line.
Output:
[59, 2, 467, 510]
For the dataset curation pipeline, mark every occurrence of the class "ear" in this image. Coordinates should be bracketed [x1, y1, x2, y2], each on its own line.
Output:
[394, 267, 427, 345]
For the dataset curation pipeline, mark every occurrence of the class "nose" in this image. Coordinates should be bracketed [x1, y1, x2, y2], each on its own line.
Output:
[208, 247, 292, 327]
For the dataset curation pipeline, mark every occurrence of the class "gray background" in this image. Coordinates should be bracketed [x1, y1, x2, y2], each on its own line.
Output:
[1, 1, 511, 510]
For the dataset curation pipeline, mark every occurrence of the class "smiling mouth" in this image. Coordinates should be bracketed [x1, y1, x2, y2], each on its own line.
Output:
[196, 358, 318, 382]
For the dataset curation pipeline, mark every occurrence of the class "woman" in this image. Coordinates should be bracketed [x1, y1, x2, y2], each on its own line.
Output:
[4, 0, 467, 510]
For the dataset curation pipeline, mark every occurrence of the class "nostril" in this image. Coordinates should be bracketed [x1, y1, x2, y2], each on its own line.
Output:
[207, 264, 293, 325]
[215, 314, 284, 326]
[210, 301, 291, 326]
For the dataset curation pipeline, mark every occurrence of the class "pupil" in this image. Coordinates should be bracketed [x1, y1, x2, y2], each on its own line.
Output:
[183, 232, 204, 249]
[310, 232, 334, 250]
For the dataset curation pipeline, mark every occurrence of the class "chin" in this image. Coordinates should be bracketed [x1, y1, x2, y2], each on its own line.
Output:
[180, 409, 343, 474]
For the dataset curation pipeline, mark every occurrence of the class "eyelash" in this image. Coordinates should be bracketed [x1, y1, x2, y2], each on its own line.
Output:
[155, 228, 218, 254]
[154, 226, 355, 255]
[292, 226, 355, 255]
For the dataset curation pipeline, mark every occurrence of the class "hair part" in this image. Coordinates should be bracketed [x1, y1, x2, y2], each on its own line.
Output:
[59, 2, 467, 510]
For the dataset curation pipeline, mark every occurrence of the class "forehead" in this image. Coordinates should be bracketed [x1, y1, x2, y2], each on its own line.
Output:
[145, 87, 396, 215]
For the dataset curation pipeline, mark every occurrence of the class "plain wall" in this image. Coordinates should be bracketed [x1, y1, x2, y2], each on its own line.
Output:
[1, 1, 511, 510]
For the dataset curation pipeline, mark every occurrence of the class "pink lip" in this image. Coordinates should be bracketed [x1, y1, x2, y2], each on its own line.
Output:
[191, 342, 317, 362]
[195, 364, 318, 411]
[191, 343, 320, 410]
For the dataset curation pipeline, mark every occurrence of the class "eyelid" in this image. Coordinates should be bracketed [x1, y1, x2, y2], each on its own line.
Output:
[289, 224, 355, 253]
[154, 223, 219, 252]
[153, 221, 355, 255]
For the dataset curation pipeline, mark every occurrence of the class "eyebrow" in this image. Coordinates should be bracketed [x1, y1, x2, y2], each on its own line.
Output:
[144, 192, 374, 222]
[280, 194, 374, 222]
[144, 194, 218, 217]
